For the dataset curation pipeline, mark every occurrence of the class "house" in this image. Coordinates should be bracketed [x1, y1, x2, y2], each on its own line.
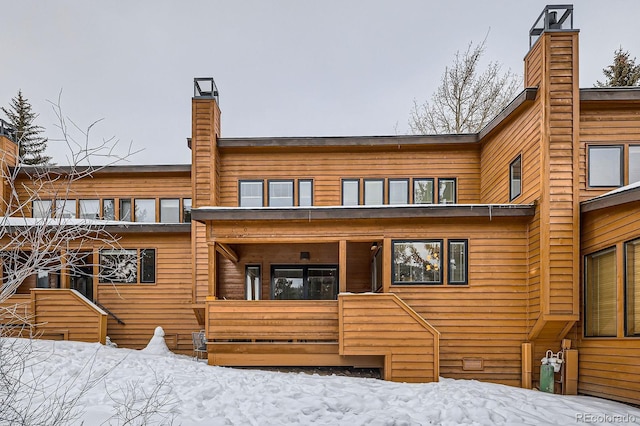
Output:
[1, 5, 640, 405]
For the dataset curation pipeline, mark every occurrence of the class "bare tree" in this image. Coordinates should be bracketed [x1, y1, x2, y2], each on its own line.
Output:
[409, 37, 520, 134]
[0, 96, 139, 303]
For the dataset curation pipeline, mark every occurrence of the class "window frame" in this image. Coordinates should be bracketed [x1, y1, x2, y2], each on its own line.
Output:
[388, 178, 409, 205]
[392, 239, 444, 285]
[133, 198, 156, 223]
[32, 199, 53, 218]
[447, 239, 468, 285]
[119, 198, 132, 221]
[238, 180, 264, 207]
[341, 179, 360, 206]
[509, 155, 522, 201]
[245, 264, 261, 300]
[99, 248, 157, 285]
[298, 179, 313, 207]
[438, 178, 457, 204]
[79, 199, 100, 220]
[413, 178, 434, 204]
[159, 198, 180, 223]
[267, 179, 294, 207]
[625, 238, 640, 337]
[102, 199, 115, 220]
[270, 264, 339, 300]
[587, 145, 624, 188]
[629, 145, 640, 185]
[182, 198, 192, 222]
[363, 178, 385, 206]
[584, 246, 618, 338]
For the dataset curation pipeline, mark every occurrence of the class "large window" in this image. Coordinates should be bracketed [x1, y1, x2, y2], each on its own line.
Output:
[510, 155, 522, 201]
[438, 179, 456, 204]
[268, 180, 294, 207]
[99, 248, 156, 284]
[342, 179, 359, 206]
[32, 200, 52, 218]
[298, 180, 313, 207]
[79, 199, 100, 220]
[160, 199, 180, 223]
[588, 146, 623, 187]
[271, 265, 337, 300]
[626, 239, 640, 336]
[364, 179, 384, 205]
[55, 199, 77, 219]
[388, 179, 409, 205]
[584, 247, 617, 337]
[134, 199, 156, 223]
[630, 145, 640, 185]
[393, 240, 442, 285]
[413, 179, 434, 204]
[448, 240, 468, 284]
[239, 181, 263, 207]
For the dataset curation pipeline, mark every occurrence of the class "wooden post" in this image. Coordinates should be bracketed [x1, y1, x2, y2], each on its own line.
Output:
[339, 240, 347, 293]
[60, 249, 69, 289]
[383, 238, 391, 293]
[521, 343, 532, 389]
[208, 242, 217, 299]
[563, 349, 578, 395]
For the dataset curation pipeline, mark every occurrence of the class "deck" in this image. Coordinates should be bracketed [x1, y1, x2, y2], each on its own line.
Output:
[206, 293, 440, 382]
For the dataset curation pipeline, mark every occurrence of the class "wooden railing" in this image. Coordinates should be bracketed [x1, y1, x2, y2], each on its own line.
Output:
[207, 300, 339, 341]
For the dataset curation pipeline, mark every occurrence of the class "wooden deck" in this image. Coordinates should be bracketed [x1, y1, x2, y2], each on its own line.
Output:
[1, 289, 107, 344]
[206, 294, 440, 382]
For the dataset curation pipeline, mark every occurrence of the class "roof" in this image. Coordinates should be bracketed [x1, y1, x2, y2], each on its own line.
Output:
[15, 164, 191, 176]
[581, 181, 640, 213]
[580, 87, 640, 102]
[1, 217, 190, 233]
[192, 204, 536, 222]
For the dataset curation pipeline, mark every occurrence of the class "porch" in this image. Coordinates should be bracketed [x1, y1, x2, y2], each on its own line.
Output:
[206, 293, 440, 383]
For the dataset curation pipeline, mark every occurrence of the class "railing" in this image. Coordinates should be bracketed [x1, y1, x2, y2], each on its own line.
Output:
[0, 118, 15, 141]
[207, 300, 339, 342]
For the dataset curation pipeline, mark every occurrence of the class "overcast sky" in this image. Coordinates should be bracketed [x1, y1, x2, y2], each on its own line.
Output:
[2, 1, 639, 165]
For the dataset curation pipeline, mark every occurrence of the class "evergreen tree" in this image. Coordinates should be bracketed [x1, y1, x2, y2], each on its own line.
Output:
[595, 47, 640, 87]
[1, 90, 52, 165]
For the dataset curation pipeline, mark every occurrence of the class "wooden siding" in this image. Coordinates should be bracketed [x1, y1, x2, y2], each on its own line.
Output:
[575, 200, 640, 405]
[340, 293, 439, 383]
[210, 216, 530, 386]
[0, 294, 33, 337]
[579, 103, 640, 201]
[218, 144, 481, 206]
[96, 233, 200, 353]
[32, 289, 106, 343]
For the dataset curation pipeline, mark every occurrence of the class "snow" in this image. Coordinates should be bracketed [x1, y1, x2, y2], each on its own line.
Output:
[4, 335, 640, 425]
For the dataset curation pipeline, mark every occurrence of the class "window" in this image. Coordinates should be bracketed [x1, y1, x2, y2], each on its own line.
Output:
[371, 245, 382, 292]
[99, 248, 156, 284]
[389, 179, 409, 205]
[271, 265, 338, 300]
[239, 180, 263, 207]
[342, 179, 359, 206]
[268, 180, 294, 207]
[413, 179, 434, 204]
[438, 179, 456, 204]
[626, 239, 640, 336]
[588, 146, 623, 187]
[119, 199, 132, 221]
[103, 199, 115, 220]
[298, 180, 313, 207]
[183, 198, 192, 222]
[134, 199, 156, 223]
[160, 199, 180, 223]
[510, 155, 522, 201]
[79, 199, 99, 219]
[584, 247, 617, 337]
[448, 240, 468, 284]
[32, 200, 52, 218]
[55, 199, 77, 219]
[393, 240, 442, 285]
[245, 265, 261, 300]
[364, 179, 384, 205]
[630, 145, 640, 185]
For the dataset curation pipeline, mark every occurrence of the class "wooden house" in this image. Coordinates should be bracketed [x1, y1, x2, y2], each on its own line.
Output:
[2, 5, 640, 405]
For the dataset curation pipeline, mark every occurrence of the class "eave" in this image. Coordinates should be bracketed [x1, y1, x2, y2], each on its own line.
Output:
[15, 164, 191, 177]
[580, 87, 640, 102]
[192, 204, 536, 222]
[581, 184, 640, 213]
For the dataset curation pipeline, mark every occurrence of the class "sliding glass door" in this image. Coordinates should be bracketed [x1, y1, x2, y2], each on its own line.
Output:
[271, 265, 337, 300]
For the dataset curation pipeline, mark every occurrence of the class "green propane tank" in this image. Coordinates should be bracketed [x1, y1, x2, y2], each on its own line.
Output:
[540, 363, 555, 393]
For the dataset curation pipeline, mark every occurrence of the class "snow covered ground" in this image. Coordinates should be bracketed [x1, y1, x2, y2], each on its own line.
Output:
[3, 331, 640, 425]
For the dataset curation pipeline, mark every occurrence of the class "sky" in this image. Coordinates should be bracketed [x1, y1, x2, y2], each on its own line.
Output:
[2, 1, 640, 165]
[6, 335, 640, 425]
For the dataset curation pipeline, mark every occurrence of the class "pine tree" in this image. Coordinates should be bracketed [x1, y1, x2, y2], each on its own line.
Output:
[595, 47, 640, 87]
[1, 90, 52, 165]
